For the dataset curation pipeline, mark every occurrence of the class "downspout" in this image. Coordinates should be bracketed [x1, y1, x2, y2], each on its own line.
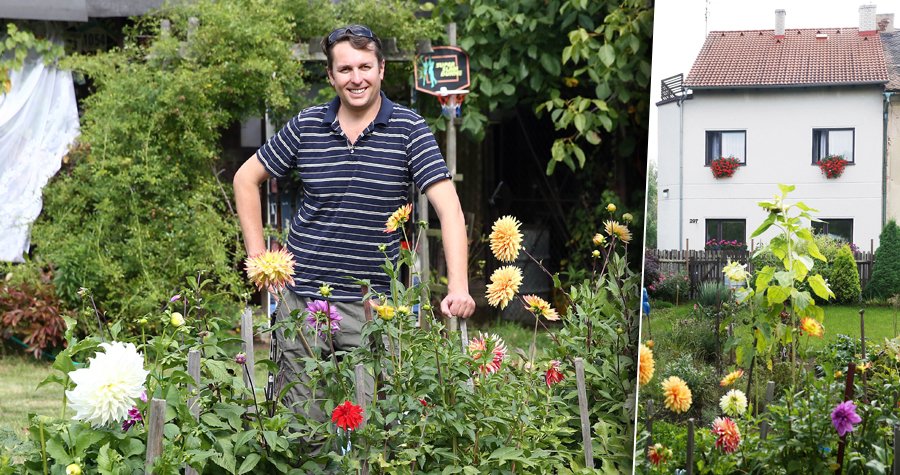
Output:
[884, 91, 894, 227]
[677, 92, 687, 249]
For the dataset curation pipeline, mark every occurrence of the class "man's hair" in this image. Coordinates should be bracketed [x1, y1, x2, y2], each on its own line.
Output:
[321, 26, 384, 71]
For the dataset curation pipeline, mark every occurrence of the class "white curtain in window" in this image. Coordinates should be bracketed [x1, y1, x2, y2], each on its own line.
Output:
[0, 56, 80, 262]
[721, 132, 744, 161]
[829, 130, 853, 160]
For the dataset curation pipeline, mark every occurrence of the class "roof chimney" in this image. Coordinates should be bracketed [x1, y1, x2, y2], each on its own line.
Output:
[775, 9, 786, 38]
[859, 4, 877, 35]
[877, 13, 895, 32]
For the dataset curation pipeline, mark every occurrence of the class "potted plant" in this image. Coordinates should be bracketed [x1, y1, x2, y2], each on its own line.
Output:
[710, 156, 741, 178]
[818, 154, 848, 179]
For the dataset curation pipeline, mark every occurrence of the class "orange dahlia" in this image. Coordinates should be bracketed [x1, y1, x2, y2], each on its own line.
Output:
[486, 266, 523, 309]
[661, 376, 692, 413]
[384, 203, 413, 233]
[638, 343, 655, 386]
[467, 332, 508, 375]
[800, 317, 824, 337]
[719, 369, 744, 387]
[523, 294, 559, 321]
[489, 216, 523, 262]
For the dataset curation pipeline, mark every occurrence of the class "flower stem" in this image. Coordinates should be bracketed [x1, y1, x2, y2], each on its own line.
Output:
[242, 364, 271, 457]
[39, 419, 48, 475]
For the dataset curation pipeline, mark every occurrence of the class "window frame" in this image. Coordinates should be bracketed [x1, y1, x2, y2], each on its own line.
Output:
[812, 128, 855, 164]
[812, 218, 854, 243]
[705, 130, 747, 166]
[705, 218, 747, 243]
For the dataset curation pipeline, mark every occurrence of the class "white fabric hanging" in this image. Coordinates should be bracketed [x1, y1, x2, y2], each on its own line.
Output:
[0, 55, 80, 262]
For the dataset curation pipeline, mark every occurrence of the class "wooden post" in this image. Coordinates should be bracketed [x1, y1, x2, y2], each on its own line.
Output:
[145, 398, 166, 474]
[759, 381, 775, 440]
[446, 22, 458, 181]
[241, 308, 256, 390]
[835, 362, 857, 475]
[686, 418, 695, 475]
[460, 319, 469, 350]
[448, 315, 458, 333]
[859, 309, 869, 403]
[574, 358, 594, 469]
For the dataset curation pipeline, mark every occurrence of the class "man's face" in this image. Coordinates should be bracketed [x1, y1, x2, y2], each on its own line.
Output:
[328, 41, 384, 114]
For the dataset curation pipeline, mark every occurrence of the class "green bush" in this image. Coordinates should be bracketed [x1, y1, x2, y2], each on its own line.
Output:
[696, 281, 728, 308]
[830, 245, 861, 304]
[655, 353, 718, 421]
[669, 316, 720, 365]
[865, 220, 900, 299]
[648, 270, 690, 303]
[750, 233, 846, 303]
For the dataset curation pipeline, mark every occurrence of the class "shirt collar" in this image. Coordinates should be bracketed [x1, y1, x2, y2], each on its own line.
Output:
[323, 91, 394, 127]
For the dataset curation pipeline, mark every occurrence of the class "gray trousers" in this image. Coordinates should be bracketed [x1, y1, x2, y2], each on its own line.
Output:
[266, 292, 374, 424]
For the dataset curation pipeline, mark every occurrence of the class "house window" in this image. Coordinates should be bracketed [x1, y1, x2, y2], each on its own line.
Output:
[812, 128, 854, 163]
[812, 218, 853, 243]
[705, 219, 746, 245]
[705, 131, 746, 165]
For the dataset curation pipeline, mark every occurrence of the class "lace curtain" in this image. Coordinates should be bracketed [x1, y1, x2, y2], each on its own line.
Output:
[0, 56, 80, 262]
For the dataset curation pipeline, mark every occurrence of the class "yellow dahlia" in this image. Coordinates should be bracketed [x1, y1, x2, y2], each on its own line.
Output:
[385, 203, 413, 233]
[486, 266, 523, 309]
[719, 369, 744, 387]
[800, 317, 824, 337]
[489, 216, 523, 262]
[523, 294, 559, 321]
[606, 203, 616, 213]
[374, 303, 396, 321]
[661, 376, 692, 413]
[722, 260, 749, 282]
[592, 233, 606, 246]
[245, 248, 296, 291]
[604, 220, 632, 244]
[638, 343, 655, 386]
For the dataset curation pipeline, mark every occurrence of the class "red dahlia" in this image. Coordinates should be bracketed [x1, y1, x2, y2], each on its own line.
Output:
[331, 400, 363, 431]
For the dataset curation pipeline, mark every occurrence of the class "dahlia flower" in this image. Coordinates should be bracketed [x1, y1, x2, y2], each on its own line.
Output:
[489, 216, 523, 262]
[592, 233, 606, 246]
[374, 303, 396, 321]
[604, 220, 632, 244]
[800, 317, 824, 337]
[661, 376, 692, 413]
[831, 400, 862, 437]
[486, 266, 523, 309]
[66, 342, 149, 427]
[545, 360, 564, 388]
[468, 332, 508, 375]
[720, 369, 744, 387]
[648, 443, 671, 466]
[384, 203, 412, 233]
[638, 343, 655, 386]
[169, 312, 185, 327]
[332, 400, 364, 431]
[305, 300, 342, 338]
[712, 417, 741, 453]
[121, 406, 143, 432]
[722, 260, 749, 282]
[245, 248, 296, 291]
[523, 295, 559, 321]
[719, 389, 748, 417]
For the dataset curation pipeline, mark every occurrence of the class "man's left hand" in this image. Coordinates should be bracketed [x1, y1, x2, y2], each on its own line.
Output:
[441, 291, 476, 319]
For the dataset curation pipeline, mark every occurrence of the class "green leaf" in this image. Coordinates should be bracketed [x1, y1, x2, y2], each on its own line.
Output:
[778, 184, 795, 194]
[807, 274, 834, 300]
[755, 266, 775, 292]
[766, 286, 790, 306]
[237, 453, 261, 474]
[750, 213, 776, 238]
[597, 44, 615, 66]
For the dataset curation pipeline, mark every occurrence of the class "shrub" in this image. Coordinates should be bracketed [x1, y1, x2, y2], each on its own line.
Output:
[657, 354, 718, 420]
[649, 270, 690, 303]
[0, 267, 71, 359]
[750, 232, 846, 302]
[864, 220, 900, 299]
[643, 249, 660, 287]
[669, 313, 721, 365]
[696, 281, 728, 308]
[830, 245, 861, 304]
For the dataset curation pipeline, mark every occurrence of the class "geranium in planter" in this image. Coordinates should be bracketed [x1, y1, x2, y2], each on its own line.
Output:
[818, 154, 848, 179]
[710, 156, 741, 178]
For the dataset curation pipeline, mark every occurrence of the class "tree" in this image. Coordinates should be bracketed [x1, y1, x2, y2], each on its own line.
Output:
[831, 244, 861, 304]
[646, 161, 657, 248]
[864, 220, 900, 299]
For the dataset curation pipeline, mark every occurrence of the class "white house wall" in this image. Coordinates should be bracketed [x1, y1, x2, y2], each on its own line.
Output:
[887, 94, 900, 224]
[657, 86, 884, 251]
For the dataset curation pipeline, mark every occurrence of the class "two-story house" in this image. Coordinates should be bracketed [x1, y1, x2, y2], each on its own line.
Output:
[657, 6, 890, 252]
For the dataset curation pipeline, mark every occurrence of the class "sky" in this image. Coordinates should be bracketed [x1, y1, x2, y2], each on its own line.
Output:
[647, 0, 897, 164]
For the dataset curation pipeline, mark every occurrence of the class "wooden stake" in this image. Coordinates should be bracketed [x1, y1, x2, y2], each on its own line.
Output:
[145, 398, 166, 474]
[686, 418, 695, 475]
[835, 362, 857, 475]
[574, 358, 594, 469]
[759, 381, 775, 440]
[859, 309, 869, 403]
[241, 308, 256, 390]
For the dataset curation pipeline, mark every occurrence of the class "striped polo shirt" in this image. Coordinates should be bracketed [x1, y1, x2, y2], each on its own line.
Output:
[256, 92, 451, 301]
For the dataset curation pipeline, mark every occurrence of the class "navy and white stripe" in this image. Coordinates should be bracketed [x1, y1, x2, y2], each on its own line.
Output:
[256, 92, 451, 301]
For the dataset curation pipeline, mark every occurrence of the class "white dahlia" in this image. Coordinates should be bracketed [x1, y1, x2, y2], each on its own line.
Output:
[66, 342, 150, 427]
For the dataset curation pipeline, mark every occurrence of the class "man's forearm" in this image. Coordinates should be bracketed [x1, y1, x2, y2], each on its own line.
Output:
[234, 157, 270, 257]
[440, 205, 469, 294]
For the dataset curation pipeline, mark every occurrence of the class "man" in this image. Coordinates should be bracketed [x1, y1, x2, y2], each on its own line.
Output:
[233, 25, 475, 423]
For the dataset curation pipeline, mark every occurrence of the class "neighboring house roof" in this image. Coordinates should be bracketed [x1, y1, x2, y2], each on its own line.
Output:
[685, 28, 888, 89]
[0, 0, 165, 22]
[883, 31, 900, 91]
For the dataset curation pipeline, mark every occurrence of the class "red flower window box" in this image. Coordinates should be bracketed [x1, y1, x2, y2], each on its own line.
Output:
[818, 155, 848, 179]
[710, 156, 741, 179]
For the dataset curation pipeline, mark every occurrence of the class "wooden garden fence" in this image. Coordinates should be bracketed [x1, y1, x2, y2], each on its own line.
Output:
[650, 249, 875, 298]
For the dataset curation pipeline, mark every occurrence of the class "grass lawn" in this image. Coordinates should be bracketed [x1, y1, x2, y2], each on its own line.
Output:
[0, 318, 547, 435]
[644, 303, 899, 348]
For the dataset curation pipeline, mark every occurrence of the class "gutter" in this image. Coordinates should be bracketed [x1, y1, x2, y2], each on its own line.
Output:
[885, 91, 894, 227]
[677, 91, 688, 249]
[687, 80, 888, 90]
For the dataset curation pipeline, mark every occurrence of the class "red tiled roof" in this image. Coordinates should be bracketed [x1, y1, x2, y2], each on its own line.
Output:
[685, 28, 888, 88]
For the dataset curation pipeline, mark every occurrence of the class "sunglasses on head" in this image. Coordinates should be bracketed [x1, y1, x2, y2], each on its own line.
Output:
[326, 25, 375, 47]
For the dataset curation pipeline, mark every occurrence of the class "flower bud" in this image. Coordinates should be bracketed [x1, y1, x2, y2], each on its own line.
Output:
[319, 283, 333, 298]
[66, 464, 82, 475]
[606, 203, 616, 213]
[138, 318, 148, 325]
[592, 233, 606, 246]
[622, 213, 633, 223]
[592, 250, 600, 258]
[235, 353, 247, 365]
[170, 312, 185, 327]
